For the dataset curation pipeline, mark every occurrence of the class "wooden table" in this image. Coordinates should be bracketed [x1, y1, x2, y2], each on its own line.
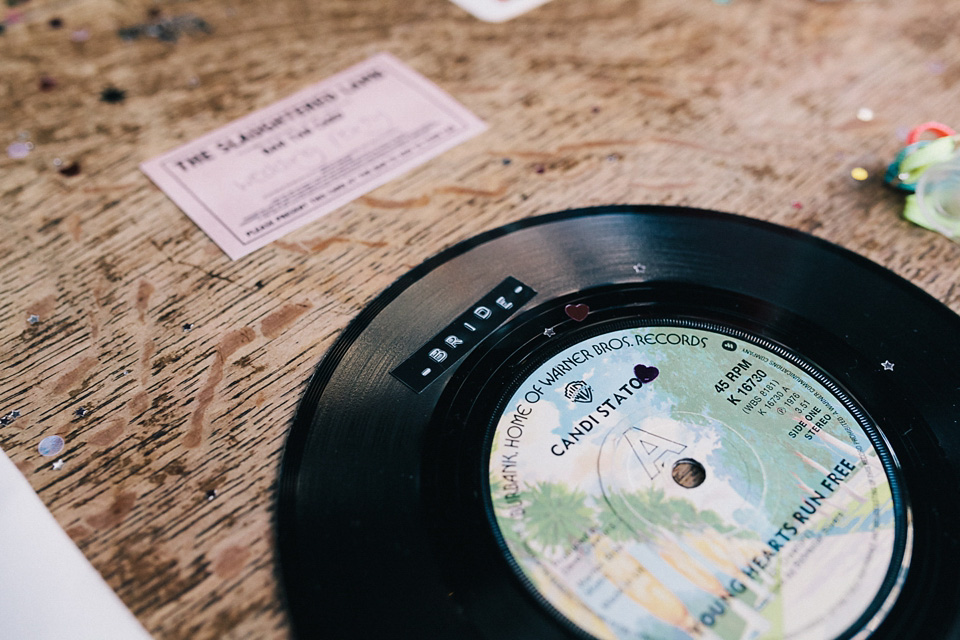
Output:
[2, 0, 959, 637]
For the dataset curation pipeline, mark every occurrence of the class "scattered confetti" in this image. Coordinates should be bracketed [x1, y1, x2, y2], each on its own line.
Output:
[543, 327, 556, 337]
[851, 167, 869, 181]
[48, 17, 63, 29]
[206, 489, 218, 501]
[1, 411, 21, 426]
[52, 459, 64, 470]
[501, 158, 511, 165]
[27, 313, 40, 324]
[0, 417, 9, 427]
[73, 407, 88, 418]
[881, 360, 895, 371]
[791, 201, 803, 209]
[117, 14, 212, 43]
[70, 28, 89, 42]
[100, 86, 127, 103]
[58, 161, 81, 177]
[564, 303, 590, 322]
[633, 364, 660, 383]
[39, 75, 57, 91]
[182, 322, 195, 331]
[10, 410, 20, 419]
[534, 164, 545, 174]
[856, 107, 874, 122]
[632, 263, 646, 274]
[38, 435, 65, 457]
[7, 142, 31, 159]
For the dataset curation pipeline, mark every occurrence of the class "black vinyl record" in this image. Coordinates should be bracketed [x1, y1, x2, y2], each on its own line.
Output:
[277, 206, 960, 639]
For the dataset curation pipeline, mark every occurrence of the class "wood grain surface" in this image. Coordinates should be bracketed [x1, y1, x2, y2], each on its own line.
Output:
[2, 0, 959, 638]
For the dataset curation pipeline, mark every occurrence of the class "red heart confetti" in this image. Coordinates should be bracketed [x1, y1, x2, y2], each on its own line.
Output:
[564, 303, 589, 322]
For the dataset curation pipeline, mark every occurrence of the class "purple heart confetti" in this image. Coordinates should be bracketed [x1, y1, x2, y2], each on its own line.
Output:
[634, 364, 659, 383]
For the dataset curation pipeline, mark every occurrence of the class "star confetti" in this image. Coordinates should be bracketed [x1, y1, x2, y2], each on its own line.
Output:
[881, 360, 894, 371]
[543, 327, 556, 337]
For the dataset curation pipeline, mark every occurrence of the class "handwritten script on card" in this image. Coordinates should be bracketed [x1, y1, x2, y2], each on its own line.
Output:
[141, 53, 487, 260]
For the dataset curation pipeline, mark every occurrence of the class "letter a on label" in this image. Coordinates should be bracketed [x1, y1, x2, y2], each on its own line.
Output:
[622, 427, 687, 480]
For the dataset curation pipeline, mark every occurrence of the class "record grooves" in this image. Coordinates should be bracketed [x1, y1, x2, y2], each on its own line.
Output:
[278, 206, 960, 639]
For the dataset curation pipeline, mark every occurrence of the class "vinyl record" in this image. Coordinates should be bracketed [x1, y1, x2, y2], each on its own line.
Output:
[277, 206, 960, 639]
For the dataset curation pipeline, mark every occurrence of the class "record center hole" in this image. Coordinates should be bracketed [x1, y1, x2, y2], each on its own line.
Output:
[672, 458, 706, 489]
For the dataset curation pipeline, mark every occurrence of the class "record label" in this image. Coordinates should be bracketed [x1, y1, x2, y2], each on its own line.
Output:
[488, 322, 910, 640]
[281, 207, 960, 639]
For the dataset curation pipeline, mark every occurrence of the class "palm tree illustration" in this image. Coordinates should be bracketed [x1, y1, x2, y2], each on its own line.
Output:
[510, 482, 614, 637]
[600, 489, 771, 634]
[522, 482, 701, 635]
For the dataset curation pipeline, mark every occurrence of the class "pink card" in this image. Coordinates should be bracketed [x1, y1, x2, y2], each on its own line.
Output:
[141, 53, 487, 260]
[448, 0, 554, 22]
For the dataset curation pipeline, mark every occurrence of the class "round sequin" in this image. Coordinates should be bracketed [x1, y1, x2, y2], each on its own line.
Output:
[7, 142, 31, 159]
[851, 167, 869, 181]
[38, 435, 65, 457]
